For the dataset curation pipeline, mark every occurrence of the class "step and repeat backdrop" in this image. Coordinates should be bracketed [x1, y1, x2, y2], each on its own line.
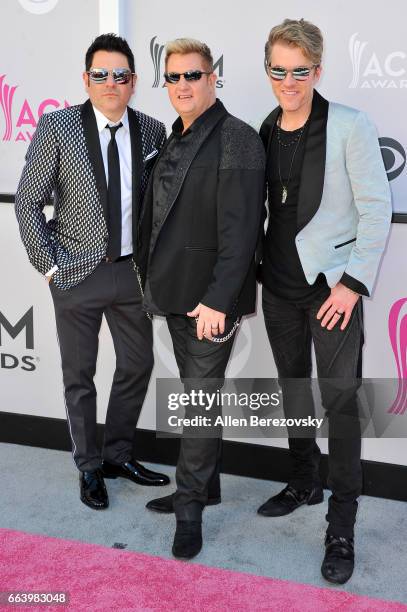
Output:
[1, 0, 406, 466]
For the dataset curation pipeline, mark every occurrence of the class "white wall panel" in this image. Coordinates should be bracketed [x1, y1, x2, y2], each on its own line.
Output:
[1, 0, 406, 467]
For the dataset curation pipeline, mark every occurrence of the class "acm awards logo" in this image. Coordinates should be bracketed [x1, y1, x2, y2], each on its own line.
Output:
[0, 307, 37, 372]
[388, 298, 407, 415]
[347, 33, 407, 182]
[0, 74, 69, 142]
[349, 32, 407, 89]
[18, 0, 59, 15]
[150, 36, 225, 89]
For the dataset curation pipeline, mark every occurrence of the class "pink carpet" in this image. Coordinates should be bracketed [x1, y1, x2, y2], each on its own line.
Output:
[0, 528, 405, 611]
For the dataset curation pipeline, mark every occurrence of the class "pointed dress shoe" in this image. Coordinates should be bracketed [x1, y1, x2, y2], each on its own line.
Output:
[146, 491, 221, 514]
[80, 469, 109, 510]
[321, 534, 355, 584]
[102, 460, 170, 486]
[257, 484, 323, 517]
[172, 521, 203, 559]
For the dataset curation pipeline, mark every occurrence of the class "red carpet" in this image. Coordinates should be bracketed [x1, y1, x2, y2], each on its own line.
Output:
[0, 528, 405, 611]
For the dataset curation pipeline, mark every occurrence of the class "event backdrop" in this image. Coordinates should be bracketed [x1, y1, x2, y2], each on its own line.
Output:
[0, 0, 406, 467]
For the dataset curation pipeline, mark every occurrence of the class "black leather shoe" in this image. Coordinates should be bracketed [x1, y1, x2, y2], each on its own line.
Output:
[172, 521, 202, 559]
[102, 460, 170, 486]
[321, 534, 355, 584]
[146, 492, 221, 513]
[257, 484, 323, 516]
[80, 469, 109, 510]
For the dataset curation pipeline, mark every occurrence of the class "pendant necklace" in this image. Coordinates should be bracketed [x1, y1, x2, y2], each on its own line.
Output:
[277, 115, 308, 204]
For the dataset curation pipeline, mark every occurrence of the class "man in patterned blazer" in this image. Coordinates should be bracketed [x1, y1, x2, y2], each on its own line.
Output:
[15, 34, 169, 510]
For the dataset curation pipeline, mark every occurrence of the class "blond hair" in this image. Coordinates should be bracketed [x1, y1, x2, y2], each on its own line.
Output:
[165, 38, 214, 71]
[265, 18, 323, 65]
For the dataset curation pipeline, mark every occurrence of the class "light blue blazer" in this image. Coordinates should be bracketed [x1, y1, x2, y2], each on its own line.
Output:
[260, 91, 392, 296]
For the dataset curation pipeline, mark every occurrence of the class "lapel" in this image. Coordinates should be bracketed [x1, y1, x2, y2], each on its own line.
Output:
[151, 100, 228, 249]
[81, 99, 108, 221]
[262, 90, 329, 233]
[260, 105, 279, 157]
[128, 107, 143, 234]
[296, 90, 329, 232]
[139, 154, 159, 223]
[138, 128, 169, 238]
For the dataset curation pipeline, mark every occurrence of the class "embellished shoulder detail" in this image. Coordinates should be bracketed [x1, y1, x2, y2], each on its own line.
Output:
[220, 116, 265, 171]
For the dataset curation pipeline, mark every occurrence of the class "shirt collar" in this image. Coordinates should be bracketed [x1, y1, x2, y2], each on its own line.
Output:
[92, 105, 129, 134]
[171, 99, 220, 138]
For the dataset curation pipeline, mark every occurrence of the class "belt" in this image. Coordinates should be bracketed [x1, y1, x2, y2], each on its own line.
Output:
[104, 254, 133, 263]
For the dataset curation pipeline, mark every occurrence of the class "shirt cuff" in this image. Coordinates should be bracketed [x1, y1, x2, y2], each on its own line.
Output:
[339, 272, 369, 297]
[45, 265, 59, 277]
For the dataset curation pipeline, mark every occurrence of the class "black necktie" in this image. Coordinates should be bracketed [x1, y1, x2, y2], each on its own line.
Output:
[106, 123, 122, 261]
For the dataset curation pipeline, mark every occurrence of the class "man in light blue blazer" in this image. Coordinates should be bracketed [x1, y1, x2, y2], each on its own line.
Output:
[257, 19, 391, 585]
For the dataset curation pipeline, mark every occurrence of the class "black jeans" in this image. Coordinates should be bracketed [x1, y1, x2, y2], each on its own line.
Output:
[262, 285, 363, 538]
[167, 314, 236, 522]
[50, 259, 153, 471]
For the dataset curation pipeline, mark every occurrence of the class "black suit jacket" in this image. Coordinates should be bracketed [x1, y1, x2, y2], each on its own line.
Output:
[138, 101, 266, 316]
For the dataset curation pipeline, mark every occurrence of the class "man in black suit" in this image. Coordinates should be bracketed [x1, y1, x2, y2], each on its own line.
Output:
[15, 34, 170, 510]
[139, 38, 265, 559]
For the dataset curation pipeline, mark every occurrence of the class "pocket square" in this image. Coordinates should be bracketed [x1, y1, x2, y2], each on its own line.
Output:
[143, 149, 158, 162]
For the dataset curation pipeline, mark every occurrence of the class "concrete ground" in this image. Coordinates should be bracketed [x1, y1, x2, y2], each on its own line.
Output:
[0, 442, 406, 605]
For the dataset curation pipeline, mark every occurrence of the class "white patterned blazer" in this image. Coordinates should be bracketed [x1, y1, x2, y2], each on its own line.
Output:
[15, 99, 166, 289]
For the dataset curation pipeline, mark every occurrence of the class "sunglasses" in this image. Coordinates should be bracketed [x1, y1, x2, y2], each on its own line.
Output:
[268, 64, 319, 81]
[163, 70, 212, 84]
[87, 68, 134, 84]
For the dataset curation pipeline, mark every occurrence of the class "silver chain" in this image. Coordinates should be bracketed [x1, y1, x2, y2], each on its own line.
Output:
[195, 316, 240, 343]
[133, 260, 153, 321]
[277, 115, 307, 205]
[132, 259, 239, 336]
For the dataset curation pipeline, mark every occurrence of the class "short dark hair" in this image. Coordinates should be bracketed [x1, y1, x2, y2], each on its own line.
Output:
[85, 33, 135, 73]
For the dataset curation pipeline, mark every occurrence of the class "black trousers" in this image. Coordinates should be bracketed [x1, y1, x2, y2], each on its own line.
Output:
[262, 285, 363, 538]
[166, 314, 236, 521]
[50, 259, 153, 471]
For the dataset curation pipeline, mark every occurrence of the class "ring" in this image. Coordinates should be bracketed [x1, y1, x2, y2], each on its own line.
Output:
[336, 310, 343, 315]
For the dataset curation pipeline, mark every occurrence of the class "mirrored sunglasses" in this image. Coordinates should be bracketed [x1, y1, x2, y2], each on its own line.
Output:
[268, 65, 319, 81]
[87, 68, 134, 84]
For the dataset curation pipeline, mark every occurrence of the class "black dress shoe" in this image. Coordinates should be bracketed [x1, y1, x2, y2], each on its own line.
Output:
[321, 534, 355, 584]
[102, 460, 170, 486]
[172, 521, 202, 559]
[257, 484, 323, 517]
[80, 469, 109, 510]
[146, 492, 221, 514]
